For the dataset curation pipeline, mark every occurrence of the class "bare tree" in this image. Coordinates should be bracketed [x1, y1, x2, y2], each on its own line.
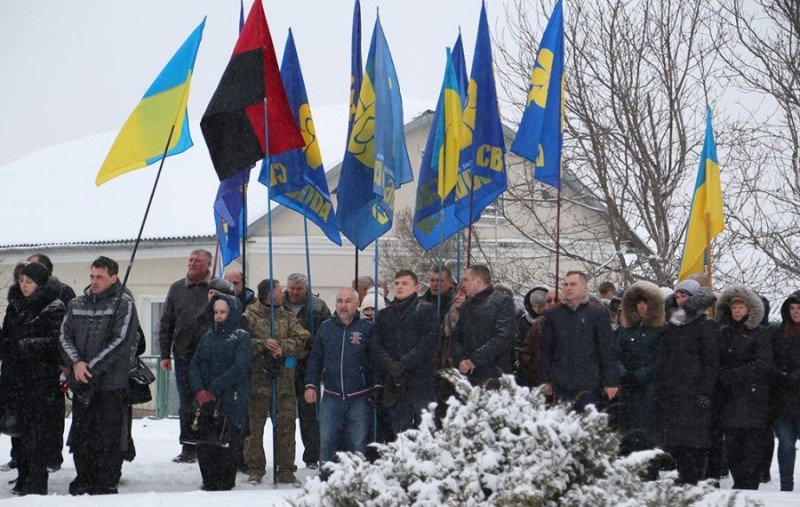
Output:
[719, 0, 800, 290]
[495, 0, 728, 287]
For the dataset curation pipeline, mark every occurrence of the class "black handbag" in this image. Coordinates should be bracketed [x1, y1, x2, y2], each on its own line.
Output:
[0, 406, 22, 438]
[127, 358, 156, 405]
[180, 401, 232, 448]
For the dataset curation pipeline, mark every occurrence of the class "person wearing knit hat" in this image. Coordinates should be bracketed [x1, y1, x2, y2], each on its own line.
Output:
[358, 288, 386, 321]
[658, 279, 719, 485]
[18, 262, 50, 287]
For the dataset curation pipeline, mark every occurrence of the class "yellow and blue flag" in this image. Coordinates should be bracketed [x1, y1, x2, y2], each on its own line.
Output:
[678, 107, 725, 280]
[96, 18, 205, 186]
[259, 30, 341, 245]
[216, 209, 242, 268]
[335, 15, 412, 250]
[452, 33, 469, 107]
[455, 3, 508, 225]
[347, 0, 363, 142]
[510, 0, 564, 189]
[413, 46, 470, 251]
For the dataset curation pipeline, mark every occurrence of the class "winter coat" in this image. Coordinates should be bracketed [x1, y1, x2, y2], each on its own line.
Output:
[451, 286, 517, 386]
[516, 286, 548, 351]
[0, 278, 66, 405]
[714, 285, 772, 429]
[158, 272, 213, 362]
[372, 295, 439, 399]
[189, 294, 252, 431]
[283, 291, 332, 337]
[540, 295, 619, 391]
[614, 281, 665, 445]
[771, 290, 800, 420]
[518, 317, 545, 386]
[658, 288, 719, 448]
[420, 287, 455, 322]
[59, 281, 139, 392]
[242, 299, 311, 391]
[304, 312, 375, 398]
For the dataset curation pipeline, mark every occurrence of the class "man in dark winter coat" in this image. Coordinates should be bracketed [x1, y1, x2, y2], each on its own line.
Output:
[372, 270, 439, 434]
[541, 271, 619, 412]
[419, 266, 456, 321]
[59, 256, 139, 495]
[772, 290, 800, 491]
[304, 286, 376, 480]
[450, 265, 516, 387]
[659, 278, 719, 485]
[158, 248, 214, 463]
[714, 285, 772, 490]
[283, 272, 332, 468]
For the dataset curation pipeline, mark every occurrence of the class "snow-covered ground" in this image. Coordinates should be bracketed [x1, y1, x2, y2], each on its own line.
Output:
[0, 416, 797, 506]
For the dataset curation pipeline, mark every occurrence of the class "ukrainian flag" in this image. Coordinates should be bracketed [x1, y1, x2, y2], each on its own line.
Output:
[678, 107, 725, 280]
[96, 18, 205, 186]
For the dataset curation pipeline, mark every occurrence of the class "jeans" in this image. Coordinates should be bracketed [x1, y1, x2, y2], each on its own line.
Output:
[774, 418, 800, 491]
[318, 396, 370, 479]
[174, 358, 196, 454]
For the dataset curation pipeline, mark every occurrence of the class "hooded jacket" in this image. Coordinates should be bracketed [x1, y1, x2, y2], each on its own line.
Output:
[0, 278, 66, 403]
[659, 287, 719, 448]
[59, 280, 139, 392]
[614, 281, 665, 443]
[771, 290, 800, 419]
[189, 294, 252, 430]
[714, 285, 771, 429]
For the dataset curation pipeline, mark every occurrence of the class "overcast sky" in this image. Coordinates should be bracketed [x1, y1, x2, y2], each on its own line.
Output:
[0, 0, 523, 166]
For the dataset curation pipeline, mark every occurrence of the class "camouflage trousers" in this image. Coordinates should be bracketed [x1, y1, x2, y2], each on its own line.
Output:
[244, 373, 296, 479]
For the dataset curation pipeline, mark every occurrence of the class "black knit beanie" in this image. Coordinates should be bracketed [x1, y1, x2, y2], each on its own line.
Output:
[19, 262, 50, 286]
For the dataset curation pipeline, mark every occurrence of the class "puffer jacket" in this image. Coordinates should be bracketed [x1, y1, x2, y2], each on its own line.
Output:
[771, 290, 800, 420]
[659, 288, 719, 448]
[614, 281, 665, 444]
[540, 294, 618, 391]
[189, 294, 252, 430]
[451, 286, 516, 385]
[715, 285, 772, 429]
[0, 278, 66, 404]
[305, 312, 375, 398]
[243, 299, 311, 390]
[59, 281, 139, 392]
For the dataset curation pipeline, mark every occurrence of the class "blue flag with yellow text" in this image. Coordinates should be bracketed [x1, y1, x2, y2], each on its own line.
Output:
[454, 3, 507, 225]
[216, 209, 241, 267]
[452, 33, 468, 106]
[413, 47, 470, 250]
[347, 0, 362, 141]
[335, 16, 412, 250]
[96, 18, 205, 185]
[510, 0, 563, 188]
[258, 30, 341, 245]
[678, 107, 725, 280]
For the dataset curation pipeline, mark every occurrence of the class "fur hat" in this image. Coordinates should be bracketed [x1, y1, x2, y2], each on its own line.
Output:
[208, 278, 235, 296]
[19, 262, 50, 286]
[674, 279, 700, 295]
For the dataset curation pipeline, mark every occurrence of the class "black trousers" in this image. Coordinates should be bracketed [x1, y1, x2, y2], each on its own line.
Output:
[726, 427, 770, 490]
[668, 446, 709, 485]
[69, 389, 127, 492]
[42, 392, 65, 467]
[197, 429, 242, 491]
[13, 394, 52, 494]
[295, 362, 320, 465]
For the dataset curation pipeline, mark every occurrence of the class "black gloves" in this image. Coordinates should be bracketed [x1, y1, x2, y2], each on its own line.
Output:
[696, 394, 712, 409]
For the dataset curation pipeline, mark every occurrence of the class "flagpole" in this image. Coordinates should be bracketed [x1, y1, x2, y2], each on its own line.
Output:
[466, 173, 476, 268]
[553, 183, 563, 303]
[118, 125, 175, 294]
[212, 217, 222, 277]
[303, 212, 315, 333]
[374, 239, 380, 313]
[241, 183, 248, 286]
[354, 246, 360, 292]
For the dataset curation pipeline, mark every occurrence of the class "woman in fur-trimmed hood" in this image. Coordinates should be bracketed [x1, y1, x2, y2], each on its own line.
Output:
[658, 279, 720, 485]
[772, 290, 800, 491]
[713, 285, 772, 490]
[613, 281, 665, 480]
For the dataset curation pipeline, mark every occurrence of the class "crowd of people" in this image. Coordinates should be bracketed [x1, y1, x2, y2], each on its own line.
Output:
[1, 250, 799, 495]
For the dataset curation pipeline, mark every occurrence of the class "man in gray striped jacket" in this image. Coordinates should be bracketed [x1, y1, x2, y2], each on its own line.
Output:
[59, 256, 139, 496]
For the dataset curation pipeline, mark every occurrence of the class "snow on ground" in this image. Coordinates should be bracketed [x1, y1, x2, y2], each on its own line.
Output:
[0, 415, 797, 506]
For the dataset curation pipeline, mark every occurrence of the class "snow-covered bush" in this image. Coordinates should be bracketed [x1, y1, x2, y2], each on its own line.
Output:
[292, 371, 755, 506]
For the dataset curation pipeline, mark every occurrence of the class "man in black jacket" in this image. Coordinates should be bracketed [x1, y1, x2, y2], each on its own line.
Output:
[450, 265, 516, 387]
[420, 266, 456, 321]
[541, 271, 619, 412]
[372, 270, 439, 435]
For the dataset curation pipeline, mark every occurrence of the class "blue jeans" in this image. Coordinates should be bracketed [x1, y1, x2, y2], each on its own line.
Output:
[318, 396, 370, 479]
[774, 418, 800, 491]
[387, 397, 433, 435]
[174, 358, 196, 454]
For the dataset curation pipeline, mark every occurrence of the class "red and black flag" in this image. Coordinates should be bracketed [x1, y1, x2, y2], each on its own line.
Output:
[201, 0, 304, 181]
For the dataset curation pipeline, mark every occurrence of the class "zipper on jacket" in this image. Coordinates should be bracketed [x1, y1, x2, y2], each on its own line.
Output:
[340, 324, 346, 397]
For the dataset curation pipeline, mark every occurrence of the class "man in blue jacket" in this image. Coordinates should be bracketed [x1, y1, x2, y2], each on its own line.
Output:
[304, 287, 376, 480]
